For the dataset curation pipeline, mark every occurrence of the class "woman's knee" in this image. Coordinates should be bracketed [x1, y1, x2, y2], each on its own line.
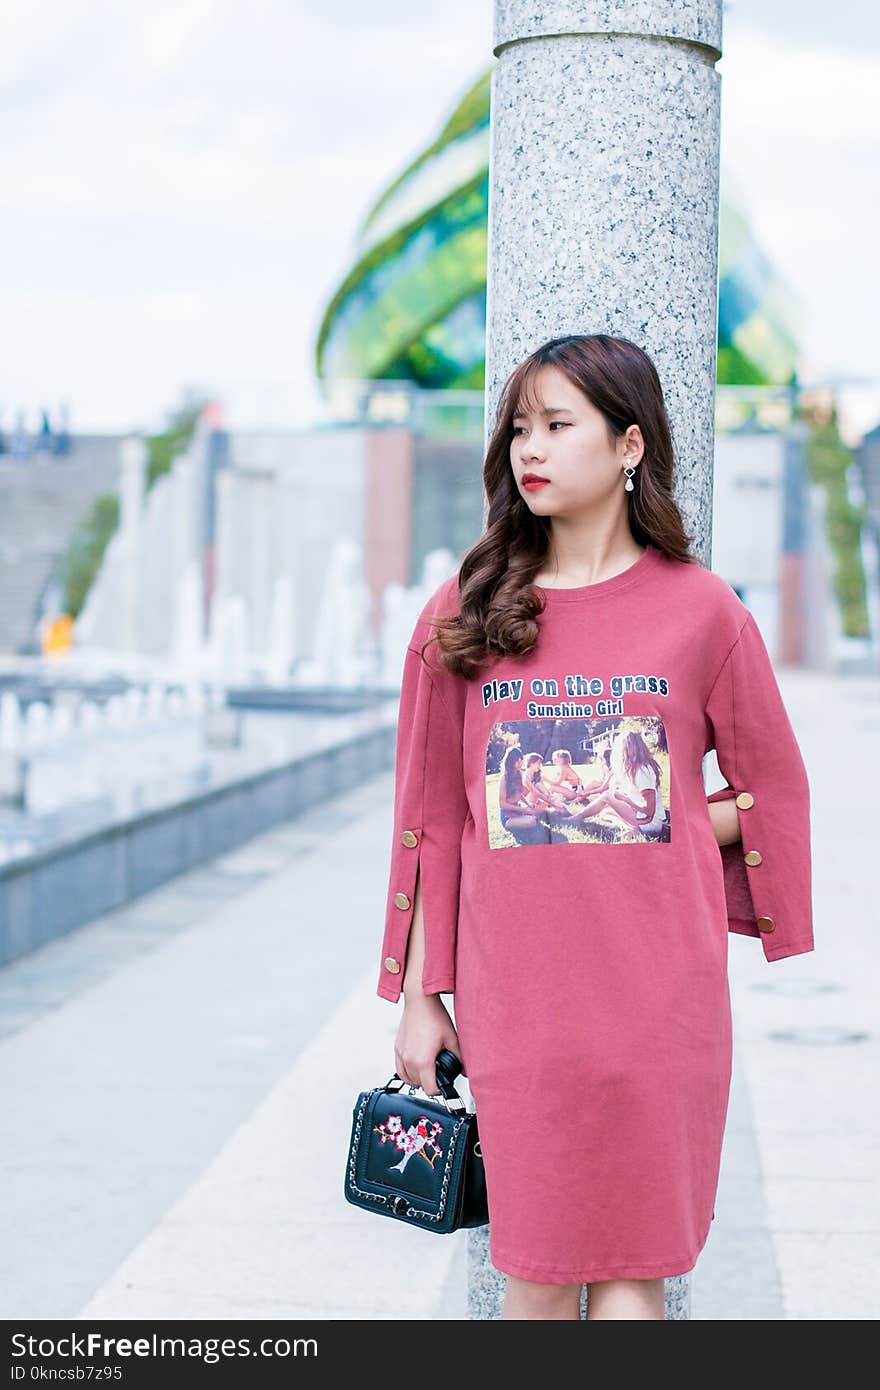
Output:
[585, 1277, 665, 1320]
[503, 1274, 582, 1319]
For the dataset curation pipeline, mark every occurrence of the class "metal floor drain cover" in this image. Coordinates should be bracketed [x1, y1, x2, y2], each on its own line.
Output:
[770, 1026, 869, 1045]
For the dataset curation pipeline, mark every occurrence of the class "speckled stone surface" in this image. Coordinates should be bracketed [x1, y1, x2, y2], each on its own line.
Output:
[484, 0, 724, 568]
[467, 1226, 693, 1318]
[494, 1, 722, 55]
[470, 0, 725, 1316]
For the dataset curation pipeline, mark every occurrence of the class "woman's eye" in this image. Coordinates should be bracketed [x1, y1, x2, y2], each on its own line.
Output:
[512, 422, 568, 435]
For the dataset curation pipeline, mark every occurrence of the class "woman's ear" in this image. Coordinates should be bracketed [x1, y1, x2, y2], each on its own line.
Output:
[622, 423, 645, 465]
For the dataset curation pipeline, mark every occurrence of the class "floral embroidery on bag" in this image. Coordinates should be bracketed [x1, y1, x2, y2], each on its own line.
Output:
[373, 1114, 445, 1172]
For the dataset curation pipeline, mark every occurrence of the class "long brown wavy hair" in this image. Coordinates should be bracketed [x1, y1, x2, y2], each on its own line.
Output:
[420, 333, 699, 679]
[617, 731, 662, 791]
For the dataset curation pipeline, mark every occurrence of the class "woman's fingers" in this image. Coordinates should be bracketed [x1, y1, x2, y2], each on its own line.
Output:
[402, 1063, 437, 1093]
[394, 1051, 416, 1088]
[394, 1003, 461, 1095]
[421, 1064, 441, 1096]
[394, 1050, 436, 1092]
[397, 1053, 460, 1095]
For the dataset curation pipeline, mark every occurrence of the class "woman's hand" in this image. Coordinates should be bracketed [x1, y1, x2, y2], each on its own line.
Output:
[395, 993, 465, 1095]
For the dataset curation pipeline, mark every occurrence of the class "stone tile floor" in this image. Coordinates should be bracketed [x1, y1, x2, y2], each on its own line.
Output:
[0, 667, 876, 1320]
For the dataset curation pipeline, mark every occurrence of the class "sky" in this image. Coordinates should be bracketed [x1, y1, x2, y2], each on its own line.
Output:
[0, 0, 878, 440]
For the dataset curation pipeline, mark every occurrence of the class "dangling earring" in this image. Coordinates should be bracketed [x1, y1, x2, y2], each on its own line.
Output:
[623, 462, 637, 492]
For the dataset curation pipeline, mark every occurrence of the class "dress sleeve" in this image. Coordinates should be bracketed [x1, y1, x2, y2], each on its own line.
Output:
[376, 639, 469, 1003]
[704, 610, 815, 962]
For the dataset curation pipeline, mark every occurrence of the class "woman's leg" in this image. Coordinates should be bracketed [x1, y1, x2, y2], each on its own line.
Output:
[504, 814, 547, 846]
[585, 791, 649, 830]
[503, 1274, 583, 1320]
[585, 1278, 666, 1320]
[570, 777, 606, 800]
[536, 809, 575, 843]
[565, 791, 611, 821]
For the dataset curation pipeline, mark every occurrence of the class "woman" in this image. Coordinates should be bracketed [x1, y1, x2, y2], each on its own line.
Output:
[565, 729, 666, 837]
[520, 752, 570, 812]
[376, 334, 814, 1321]
[543, 748, 590, 803]
[497, 746, 546, 845]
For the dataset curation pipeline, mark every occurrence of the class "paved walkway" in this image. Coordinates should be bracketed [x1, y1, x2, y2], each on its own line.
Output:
[0, 667, 876, 1320]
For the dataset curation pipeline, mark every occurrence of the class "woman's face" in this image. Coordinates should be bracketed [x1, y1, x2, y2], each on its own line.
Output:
[509, 363, 641, 517]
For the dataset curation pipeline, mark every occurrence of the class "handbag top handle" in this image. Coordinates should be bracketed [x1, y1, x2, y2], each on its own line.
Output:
[384, 1047, 466, 1111]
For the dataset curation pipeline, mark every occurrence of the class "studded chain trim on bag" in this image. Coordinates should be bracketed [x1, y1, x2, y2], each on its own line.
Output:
[347, 1089, 464, 1224]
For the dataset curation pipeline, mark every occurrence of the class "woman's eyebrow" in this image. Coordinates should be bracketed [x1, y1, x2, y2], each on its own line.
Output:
[512, 405, 574, 419]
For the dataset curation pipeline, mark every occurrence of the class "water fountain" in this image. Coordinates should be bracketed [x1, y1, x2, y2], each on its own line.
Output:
[378, 547, 458, 688]
[295, 538, 373, 689]
[265, 575, 297, 686]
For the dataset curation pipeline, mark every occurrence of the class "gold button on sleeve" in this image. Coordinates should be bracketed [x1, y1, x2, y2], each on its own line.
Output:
[401, 830, 419, 847]
[744, 849, 763, 866]
[393, 892, 411, 910]
[735, 792, 754, 810]
[384, 957, 401, 973]
[756, 916, 776, 933]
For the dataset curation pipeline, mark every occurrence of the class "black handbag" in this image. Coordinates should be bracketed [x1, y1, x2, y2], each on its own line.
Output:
[344, 1047, 488, 1233]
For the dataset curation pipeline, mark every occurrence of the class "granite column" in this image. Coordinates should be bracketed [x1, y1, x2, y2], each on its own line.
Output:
[469, 0, 725, 1320]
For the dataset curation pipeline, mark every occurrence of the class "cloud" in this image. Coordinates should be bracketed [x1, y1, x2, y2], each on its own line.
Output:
[719, 23, 880, 148]
[133, 0, 217, 76]
[0, 1, 876, 429]
[718, 22, 880, 382]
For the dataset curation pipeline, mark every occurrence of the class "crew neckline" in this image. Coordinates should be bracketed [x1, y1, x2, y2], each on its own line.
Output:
[534, 543, 662, 602]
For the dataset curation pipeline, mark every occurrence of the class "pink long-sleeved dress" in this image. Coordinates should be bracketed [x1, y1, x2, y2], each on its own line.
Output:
[376, 542, 814, 1284]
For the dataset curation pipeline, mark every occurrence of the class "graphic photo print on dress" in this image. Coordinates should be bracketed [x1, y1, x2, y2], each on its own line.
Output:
[484, 670, 671, 848]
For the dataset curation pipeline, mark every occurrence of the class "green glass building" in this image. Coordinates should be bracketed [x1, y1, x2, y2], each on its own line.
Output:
[316, 70, 800, 394]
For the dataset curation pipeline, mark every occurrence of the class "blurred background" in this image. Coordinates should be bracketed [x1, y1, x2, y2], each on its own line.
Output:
[0, 0, 877, 1323]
